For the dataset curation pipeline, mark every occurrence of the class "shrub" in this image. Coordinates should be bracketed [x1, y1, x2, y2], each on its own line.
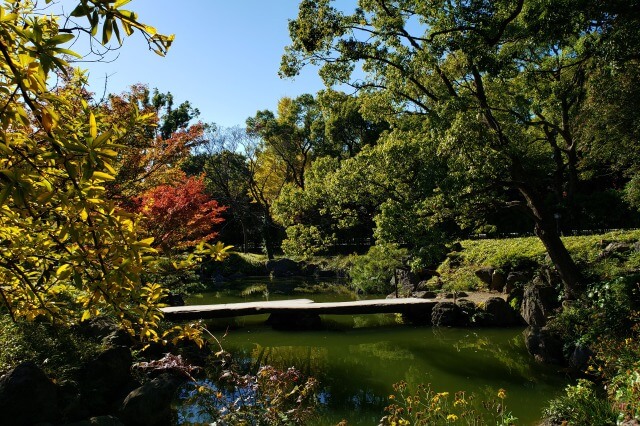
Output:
[0, 315, 101, 377]
[543, 379, 617, 425]
[349, 243, 408, 294]
[380, 381, 518, 425]
[281, 225, 335, 259]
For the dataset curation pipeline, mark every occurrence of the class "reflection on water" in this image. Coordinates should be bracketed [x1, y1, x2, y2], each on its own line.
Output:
[178, 279, 568, 425]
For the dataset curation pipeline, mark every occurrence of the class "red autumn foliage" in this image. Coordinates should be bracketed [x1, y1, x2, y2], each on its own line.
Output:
[136, 173, 226, 252]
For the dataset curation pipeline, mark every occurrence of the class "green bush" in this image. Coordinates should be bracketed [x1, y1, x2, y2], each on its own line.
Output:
[543, 379, 617, 425]
[281, 225, 335, 259]
[349, 243, 408, 294]
[200, 252, 267, 278]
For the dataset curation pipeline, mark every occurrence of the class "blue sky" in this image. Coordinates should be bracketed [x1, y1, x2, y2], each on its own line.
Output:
[77, 1, 331, 128]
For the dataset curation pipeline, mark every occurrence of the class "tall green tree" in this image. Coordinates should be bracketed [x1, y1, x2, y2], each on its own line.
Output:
[282, 0, 640, 298]
[247, 94, 325, 190]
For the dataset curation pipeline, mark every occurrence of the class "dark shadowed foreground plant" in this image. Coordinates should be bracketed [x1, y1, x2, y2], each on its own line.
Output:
[177, 364, 318, 425]
[379, 381, 517, 426]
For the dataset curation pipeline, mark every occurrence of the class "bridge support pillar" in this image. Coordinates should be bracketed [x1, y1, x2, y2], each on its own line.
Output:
[266, 312, 322, 330]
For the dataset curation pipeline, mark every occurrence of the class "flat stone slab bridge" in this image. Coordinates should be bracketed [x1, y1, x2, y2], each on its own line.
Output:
[161, 298, 437, 327]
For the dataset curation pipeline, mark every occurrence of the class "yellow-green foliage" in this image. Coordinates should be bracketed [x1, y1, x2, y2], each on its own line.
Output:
[437, 230, 640, 291]
[0, 1, 229, 343]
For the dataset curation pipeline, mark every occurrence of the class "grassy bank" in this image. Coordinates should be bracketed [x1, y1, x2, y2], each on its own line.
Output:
[437, 230, 640, 292]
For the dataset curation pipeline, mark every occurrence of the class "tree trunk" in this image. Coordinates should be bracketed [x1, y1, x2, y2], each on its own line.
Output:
[519, 185, 582, 299]
[262, 213, 275, 260]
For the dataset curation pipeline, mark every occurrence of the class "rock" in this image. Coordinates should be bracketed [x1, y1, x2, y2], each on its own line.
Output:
[102, 329, 133, 349]
[79, 346, 134, 414]
[0, 362, 59, 425]
[431, 302, 459, 326]
[64, 415, 125, 426]
[76, 317, 119, 340]
[599, 242, 633, 259]
[520, 282, 559, 327]
[540, 266, 562, 287]
[414, 280, 431, 291]
[505, 271, 529, 294]
[474, 268, 494, 286]
[569, 344, 594, 372]
[299, 262, 319, 276]
[390, 268, 419, 296]
[456, 299, 478, 326]
[119, 373, 187, 426]
[410, 291, 437, 299]
[449, 242, 463, 252]
[491, 270, 506, 292]
[524, 326, 564, 364]
[479, 297, 519, 326]
[265, 258, 301, 277]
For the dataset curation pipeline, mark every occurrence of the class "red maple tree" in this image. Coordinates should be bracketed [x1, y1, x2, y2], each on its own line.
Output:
[136, 173, 226, 252]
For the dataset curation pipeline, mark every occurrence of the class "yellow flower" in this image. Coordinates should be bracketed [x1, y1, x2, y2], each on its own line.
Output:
[438, 392, 450, 397]
[389, 394, 396, 400]
[454, 398, 467, 407]
[498, 388, 507, 399]
[447, 414, 458, 421]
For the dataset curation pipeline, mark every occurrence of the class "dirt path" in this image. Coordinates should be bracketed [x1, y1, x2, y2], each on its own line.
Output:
[436, 290, 507, 305]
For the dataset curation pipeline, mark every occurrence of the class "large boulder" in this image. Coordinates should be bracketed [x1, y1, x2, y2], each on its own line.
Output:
[490, 270, 507, 292]
[479, 297, 520, 326]
[119, 373, 188, 426]
[79, 346, 134, 414]
[431, 302, 459, 326]
[474, 268, 494, 286]
[505, 271, 529, 294]
[524, 326, 564, 364]
[520, 280, 559, 327]
[456, 299, 478, 326]
[0, 362, 59, 425]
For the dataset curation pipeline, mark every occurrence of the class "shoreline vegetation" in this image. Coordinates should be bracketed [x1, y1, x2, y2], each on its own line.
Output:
[3, 230, 638, 424]
[1, 0, 639, 425]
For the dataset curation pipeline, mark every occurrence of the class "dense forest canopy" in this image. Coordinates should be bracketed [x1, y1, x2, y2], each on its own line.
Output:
[271, 0, 640, 297]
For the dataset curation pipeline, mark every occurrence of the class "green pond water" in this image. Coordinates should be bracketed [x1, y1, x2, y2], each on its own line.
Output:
[177, 278, 568, 425]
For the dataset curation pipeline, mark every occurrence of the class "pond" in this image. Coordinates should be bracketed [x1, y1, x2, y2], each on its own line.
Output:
[177, 278, 568, 425]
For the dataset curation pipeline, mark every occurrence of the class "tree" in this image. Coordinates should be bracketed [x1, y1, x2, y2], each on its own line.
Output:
[0, 1, 225, 341]
[136, 173, 226, 253]
[247, 94, 325, 190]
[318, 89, 388, 158]
[101, 85, 206, 204]
[184, 125, 264, 253]
[273, 126, 450, 264]
[282, 0, 640, 298]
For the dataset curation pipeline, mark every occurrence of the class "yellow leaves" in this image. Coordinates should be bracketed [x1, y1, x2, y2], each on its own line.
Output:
[91, 171, 115, 181]
[89, 112, 97, 138]
[56, 263, 73, 280]
[196, 241, 234, 261]
[41, 110, 55, 132]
